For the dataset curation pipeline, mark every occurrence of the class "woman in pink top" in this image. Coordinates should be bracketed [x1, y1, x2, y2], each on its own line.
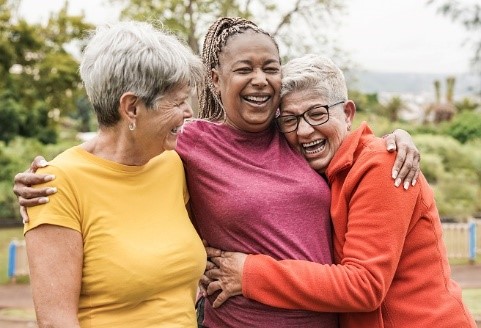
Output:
[203, 54, 477, 327]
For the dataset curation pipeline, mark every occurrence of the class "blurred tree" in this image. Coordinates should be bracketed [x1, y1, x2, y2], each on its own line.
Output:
[443, 111, 481, 144]
[429, 0, 481, 73]
[455, 97, 479, 112]
[381, 96, 404, 122]
[0, 0, 93, 143]
[109, 0, 348, 64]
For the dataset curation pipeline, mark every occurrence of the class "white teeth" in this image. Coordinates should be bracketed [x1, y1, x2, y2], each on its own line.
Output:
[244, 96, 269, 102]
[302, 139, 325, 154]
[302, 139, 323, 147]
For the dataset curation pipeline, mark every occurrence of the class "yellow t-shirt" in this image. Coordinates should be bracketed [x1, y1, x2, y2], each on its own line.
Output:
[25, 146, 206, 327]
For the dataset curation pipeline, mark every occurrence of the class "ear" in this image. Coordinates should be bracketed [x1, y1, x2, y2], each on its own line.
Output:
[343, 100, 356, 125]
[119, 92, 138, 121]
[211, 68, 220, 94]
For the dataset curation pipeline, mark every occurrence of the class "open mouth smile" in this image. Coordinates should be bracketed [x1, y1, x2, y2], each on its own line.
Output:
[243, 95, 270, 106]
[302, 139, 326, 155]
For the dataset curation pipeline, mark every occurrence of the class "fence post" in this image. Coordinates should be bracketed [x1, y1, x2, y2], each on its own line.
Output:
[468, 219, 476, 265]
[7, 239, 29, 282]
[8, 240, 17, 282]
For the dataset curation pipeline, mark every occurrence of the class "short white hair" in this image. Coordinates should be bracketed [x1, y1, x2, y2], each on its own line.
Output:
[80, 21, 204, 126]
[280, 54, 347, 104]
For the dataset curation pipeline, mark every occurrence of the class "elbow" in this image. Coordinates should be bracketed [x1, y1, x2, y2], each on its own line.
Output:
[347, 292, 383, 312]
[36, 313, 79, 328]
[347, 279, 385, 312]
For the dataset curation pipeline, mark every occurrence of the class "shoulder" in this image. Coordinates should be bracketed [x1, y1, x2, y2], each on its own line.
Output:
[37, 146, 83, 179]
[177, 119, 222, 154]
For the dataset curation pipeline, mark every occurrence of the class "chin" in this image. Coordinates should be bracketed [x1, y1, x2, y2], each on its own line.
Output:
[308, 159, 328, 173]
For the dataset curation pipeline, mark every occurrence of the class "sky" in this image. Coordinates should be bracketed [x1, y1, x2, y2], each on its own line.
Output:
[16, 0, 475, 74]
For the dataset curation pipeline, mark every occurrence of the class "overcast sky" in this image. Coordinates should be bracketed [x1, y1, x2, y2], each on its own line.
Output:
[17, 0, 475, 74]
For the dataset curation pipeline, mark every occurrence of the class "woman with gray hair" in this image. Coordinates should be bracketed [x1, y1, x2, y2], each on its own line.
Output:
[203, 54, 476, 327]
[23, 21, 206, 327]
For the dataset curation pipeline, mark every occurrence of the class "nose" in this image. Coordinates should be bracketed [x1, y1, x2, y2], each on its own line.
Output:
[183, 102, 193, 119]
[251, 69, 267, 87]
[296, 116, 314, 136]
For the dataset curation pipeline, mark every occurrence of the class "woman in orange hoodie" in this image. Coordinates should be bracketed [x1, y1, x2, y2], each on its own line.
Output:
[204, 54, 476, 327]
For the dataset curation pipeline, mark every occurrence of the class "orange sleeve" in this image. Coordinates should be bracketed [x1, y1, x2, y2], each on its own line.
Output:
[242, 149, 421, 312]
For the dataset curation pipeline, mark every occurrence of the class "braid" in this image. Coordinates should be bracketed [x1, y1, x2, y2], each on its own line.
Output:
[198, 17, 279, 120]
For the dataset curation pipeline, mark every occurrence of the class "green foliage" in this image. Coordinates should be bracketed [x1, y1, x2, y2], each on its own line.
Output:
[0, 137, 77, 220]
[1, 0, 93, 144]
[348, 90, 382, 114]
[413, 134, 481, 218]
[110, 0, 346, 63]
[379, 96, 404, 122]
[442, 111, 481, 144]
[419, 153, 444, 183]
[455, 97, 479, 112]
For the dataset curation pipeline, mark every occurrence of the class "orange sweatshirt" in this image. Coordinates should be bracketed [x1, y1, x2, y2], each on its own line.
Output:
[242, 122, 476, 327]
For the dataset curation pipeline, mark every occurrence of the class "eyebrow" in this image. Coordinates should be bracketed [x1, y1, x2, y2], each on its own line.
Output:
[281, 103, 324, 115]
[232, 58, 280, 66]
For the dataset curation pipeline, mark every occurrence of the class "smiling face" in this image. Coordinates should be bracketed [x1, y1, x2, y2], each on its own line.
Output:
[281, 89, 355, 173]
[140, 83, 193, 155]
[212, 30, 281, 132]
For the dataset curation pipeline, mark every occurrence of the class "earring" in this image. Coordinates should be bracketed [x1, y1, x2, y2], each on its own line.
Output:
[128, 122, 136, 131]
[347, 125, 351, 131]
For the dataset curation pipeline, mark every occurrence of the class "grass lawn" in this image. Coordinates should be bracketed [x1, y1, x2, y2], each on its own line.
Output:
[0, 227, 26, 284]
[463, 288, 481, 317]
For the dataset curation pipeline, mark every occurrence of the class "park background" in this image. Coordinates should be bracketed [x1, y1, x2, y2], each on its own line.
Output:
[0, 0, 480, 326]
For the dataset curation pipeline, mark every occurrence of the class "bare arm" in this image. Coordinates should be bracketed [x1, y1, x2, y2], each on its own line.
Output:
[384, 129, 420, 189]
[25, 224, 83, 327]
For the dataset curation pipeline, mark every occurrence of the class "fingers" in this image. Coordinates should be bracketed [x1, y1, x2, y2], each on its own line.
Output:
[20, 206, 29, 224]
[212, 291, 229, 309]
[207, 279, 223, 296]
[13, 172, 55, 190]
[30, 156, 49, 172]
[13, 172, 57, 207]
[392, 143, 420, 190]
[205, 267, 221, 281]
[205, 259, 217, 271]
[205, 246, 223, 258]
[199, 274, 212, 297]
[383, 133, 396, 152]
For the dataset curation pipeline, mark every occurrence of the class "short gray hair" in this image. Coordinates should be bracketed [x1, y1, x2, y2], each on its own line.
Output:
[80, 21, 204, 126]
[280, 54, 347, 104]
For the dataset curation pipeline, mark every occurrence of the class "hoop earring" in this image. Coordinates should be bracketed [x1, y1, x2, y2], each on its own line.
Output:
[128, 122, 136, 131]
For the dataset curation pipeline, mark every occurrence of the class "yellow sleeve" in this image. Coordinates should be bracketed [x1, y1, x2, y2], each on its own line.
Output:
[25, 165, 81, 234]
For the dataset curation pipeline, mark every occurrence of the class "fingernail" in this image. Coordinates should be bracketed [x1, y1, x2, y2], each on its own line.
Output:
[387, 144, 395, 151]
[44, 175, 55, 182]
[46, 187, 57, 195]
[392, 170, 398, 179]
[39, 197, 49, 204]
[404, 181, 409, 190]
[412, 179, 417, 186]
[39, 160, 48, 167]
[394, 178, 401, 187]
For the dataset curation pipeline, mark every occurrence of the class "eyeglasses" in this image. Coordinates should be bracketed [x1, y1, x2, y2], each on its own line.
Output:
[276, 101, 345, 133]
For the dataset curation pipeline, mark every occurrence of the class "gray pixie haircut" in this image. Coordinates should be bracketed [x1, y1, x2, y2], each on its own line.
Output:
[80, 21, 204, 126]
[280, 54, 348, 103]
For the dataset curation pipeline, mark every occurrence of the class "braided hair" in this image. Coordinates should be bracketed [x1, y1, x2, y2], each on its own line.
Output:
[198, 17, 280, 120]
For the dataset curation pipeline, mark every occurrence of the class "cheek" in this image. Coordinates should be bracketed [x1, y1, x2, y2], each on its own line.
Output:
[284, 133, 300, 151]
